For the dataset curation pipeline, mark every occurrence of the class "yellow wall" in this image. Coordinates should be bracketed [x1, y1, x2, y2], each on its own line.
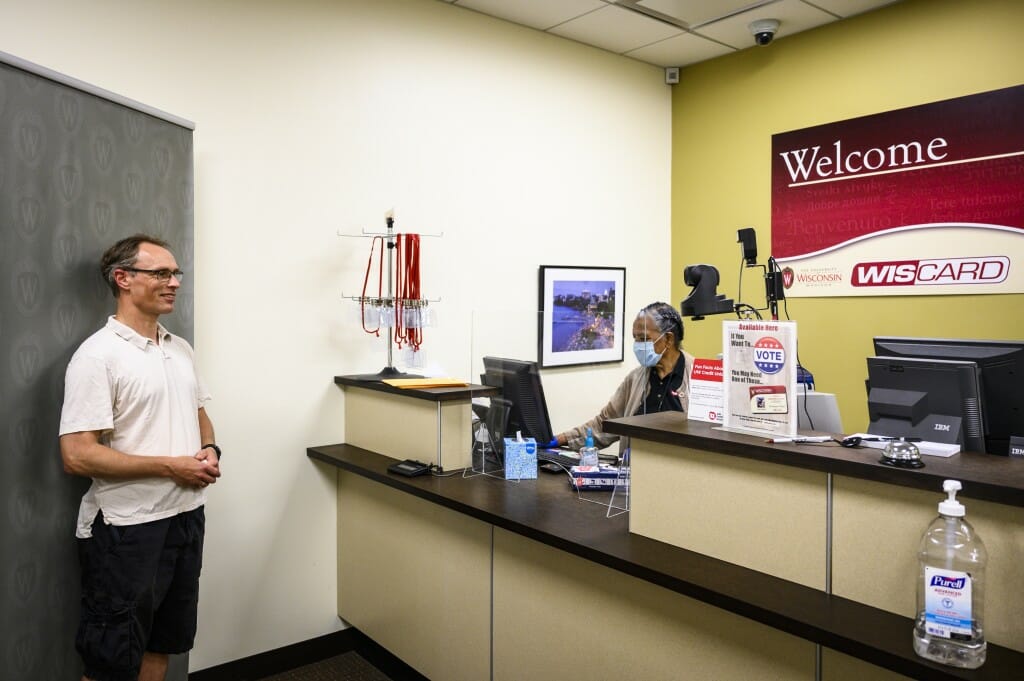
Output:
[672, 0, 1024, 435]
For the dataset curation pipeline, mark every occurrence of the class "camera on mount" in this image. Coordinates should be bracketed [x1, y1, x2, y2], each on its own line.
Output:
[749, 19, 780, 46]
[679, 227, 786, 321]
[680, 265, 734, 320]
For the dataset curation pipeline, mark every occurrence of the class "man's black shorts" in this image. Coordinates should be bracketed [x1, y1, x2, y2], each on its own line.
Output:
[76, 506, 205, 681]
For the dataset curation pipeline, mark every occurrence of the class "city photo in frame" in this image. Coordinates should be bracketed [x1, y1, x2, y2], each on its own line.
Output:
[538, 265, 625, 368]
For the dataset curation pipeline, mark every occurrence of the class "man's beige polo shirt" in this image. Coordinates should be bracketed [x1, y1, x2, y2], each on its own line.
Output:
[60, 316, 211, 538]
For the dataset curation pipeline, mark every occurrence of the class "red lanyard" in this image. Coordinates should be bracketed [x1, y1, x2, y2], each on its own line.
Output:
[394, 233, 422, 351]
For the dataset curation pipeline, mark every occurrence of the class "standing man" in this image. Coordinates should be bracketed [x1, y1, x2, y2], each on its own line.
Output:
[60, 234, 220, 681]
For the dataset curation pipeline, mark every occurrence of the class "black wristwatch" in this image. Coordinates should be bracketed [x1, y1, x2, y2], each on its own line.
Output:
[203, 443, 221, 459]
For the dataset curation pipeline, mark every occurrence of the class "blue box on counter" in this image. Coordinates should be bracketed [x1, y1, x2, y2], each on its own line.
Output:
[503, 437, 537, 480]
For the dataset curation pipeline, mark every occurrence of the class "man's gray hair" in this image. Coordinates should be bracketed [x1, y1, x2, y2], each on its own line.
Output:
[99, 233, 171, 298]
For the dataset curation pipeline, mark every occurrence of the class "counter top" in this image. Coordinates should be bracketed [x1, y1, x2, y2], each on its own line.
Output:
[309, 442, 1023, 681]
[334, 375, 500, 402]
[604, 412, 1024, 507]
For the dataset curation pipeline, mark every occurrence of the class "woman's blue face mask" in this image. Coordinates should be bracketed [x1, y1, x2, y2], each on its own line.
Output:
[633, 332, 666, 367]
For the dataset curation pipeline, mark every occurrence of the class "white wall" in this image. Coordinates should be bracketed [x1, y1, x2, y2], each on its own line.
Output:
[0, 0, 671, 669]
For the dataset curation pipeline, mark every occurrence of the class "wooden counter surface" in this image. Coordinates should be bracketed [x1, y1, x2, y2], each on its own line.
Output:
[604, 412, 1024, 507]
[334, 375, 500, 402]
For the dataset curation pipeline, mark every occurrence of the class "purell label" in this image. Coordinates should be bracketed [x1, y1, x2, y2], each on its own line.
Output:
[924, 566, 973, 640]
[929, 575, 966, 589]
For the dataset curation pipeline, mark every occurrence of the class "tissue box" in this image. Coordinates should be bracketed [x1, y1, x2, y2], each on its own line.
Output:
[502, 437, 537, 480]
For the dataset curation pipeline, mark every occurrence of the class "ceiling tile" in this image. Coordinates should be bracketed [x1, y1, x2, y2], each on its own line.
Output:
[453, 0, 609, 31]
[633, 0, 774, 27]
[808, 0, 901, 18]
[549, 5, 684, 54]
[625, 31, 735, 67]
[692, 0, 834, 49]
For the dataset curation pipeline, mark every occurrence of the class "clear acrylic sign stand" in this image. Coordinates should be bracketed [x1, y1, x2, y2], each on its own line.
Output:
[606, 451, 630, 517]
[573, 450, 630, 518]
[464, 393, 518, 481]
[463, 424, 515, 481]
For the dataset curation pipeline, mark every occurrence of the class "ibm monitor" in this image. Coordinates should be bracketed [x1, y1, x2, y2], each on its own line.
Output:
[873, 337, 1024, 455]
[866, 356, 985, 453]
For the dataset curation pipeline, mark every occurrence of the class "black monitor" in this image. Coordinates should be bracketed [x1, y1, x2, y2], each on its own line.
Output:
[481, 357, 555, 444]
[866, 356, 985, 453]
[873, 337, 1024, 455]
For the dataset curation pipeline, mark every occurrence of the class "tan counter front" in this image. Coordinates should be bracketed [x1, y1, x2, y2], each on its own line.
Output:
[606, 412, 1024, 654]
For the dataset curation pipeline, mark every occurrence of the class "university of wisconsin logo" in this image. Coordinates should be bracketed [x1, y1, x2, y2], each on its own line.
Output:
[56, 91, 81, 133]
[7, 632, 37, 677]
[13, 110, 46, 166]
[52, 296, 80, 343]
[8, 485, 39, 534]
[152, 203, 171, 239]
[12, 261, 44, 316]
[92, 198, 116, 238]
[10, 333, 43, 387]
[12, 415, 40, 456]
[92, 126, 116, 173]
[124, 168, 144, 207]
[153, 144, 172, 179]
[12, 561, 38, 605]
[53, 229, 80, 271]
[55, 161, 83, 204]
[16, 195, 43, 240]
[124, 109, 145, 144]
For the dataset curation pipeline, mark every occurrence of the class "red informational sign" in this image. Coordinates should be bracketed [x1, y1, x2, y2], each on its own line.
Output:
[690, 358, 723, 382]
[688, 358, 723, 424]
[771, 85, 1024, 297]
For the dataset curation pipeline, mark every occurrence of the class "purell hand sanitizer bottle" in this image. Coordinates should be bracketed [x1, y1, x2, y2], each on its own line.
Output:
[579, 428, 599, 467]
[913, 480, 987, 669]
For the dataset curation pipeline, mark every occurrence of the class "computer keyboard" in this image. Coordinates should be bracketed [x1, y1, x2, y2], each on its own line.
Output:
[537, 448, 620, 469]
[537, 449, 582, 469]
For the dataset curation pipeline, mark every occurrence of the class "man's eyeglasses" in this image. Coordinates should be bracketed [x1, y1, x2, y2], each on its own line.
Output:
[122, 267, 185, 283]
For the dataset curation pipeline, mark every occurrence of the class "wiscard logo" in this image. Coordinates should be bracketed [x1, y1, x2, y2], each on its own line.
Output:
[851, 257, 1009, 287]
[930, 575, 966, 590]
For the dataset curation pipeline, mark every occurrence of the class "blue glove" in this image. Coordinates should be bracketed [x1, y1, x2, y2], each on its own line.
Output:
[542, 438, 559, 449]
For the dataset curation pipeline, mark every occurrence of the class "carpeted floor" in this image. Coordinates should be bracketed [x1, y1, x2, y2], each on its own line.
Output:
[258, 652, 393, 681]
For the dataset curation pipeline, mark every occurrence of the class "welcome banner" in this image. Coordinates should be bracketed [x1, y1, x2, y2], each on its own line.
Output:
[771, 85, 1024, 297]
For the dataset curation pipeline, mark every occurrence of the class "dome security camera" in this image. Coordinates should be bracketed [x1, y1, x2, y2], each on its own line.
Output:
[748, 19, 780, 46]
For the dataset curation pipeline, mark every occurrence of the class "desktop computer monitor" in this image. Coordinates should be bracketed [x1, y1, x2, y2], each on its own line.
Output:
[481, 357, 555, 445]
[873, 337, 1024, 455]
[866, 356, 985, 453]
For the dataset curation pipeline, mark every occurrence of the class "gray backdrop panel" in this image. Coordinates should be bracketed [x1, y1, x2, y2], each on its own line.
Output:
[1, 59, 194, 680]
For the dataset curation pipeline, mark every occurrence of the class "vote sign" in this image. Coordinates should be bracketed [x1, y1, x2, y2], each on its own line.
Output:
[753, 337, 786, 375]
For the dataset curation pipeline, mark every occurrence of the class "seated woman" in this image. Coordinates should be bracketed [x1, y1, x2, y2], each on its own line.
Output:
[554, 301, 693, 453]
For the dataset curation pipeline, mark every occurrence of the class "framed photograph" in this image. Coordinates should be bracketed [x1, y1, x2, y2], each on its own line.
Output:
[538, 266, 626, 368]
